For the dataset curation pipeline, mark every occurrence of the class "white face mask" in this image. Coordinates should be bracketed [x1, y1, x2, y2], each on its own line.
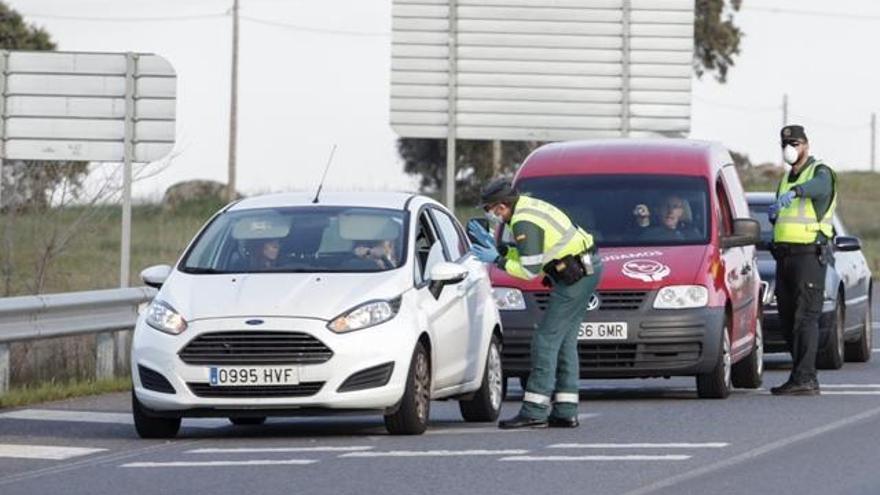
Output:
[485, 210, 502, 225]
[783, 145, 800, 165]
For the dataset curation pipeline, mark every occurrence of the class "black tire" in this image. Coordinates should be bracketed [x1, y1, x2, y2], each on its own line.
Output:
[384, 342, 431, 435]
[459, 335, 503, 422]
[845, 290, 873, 363]
[229, 416, 267, 426]
[132, 390, 181, 439]
[501, 375, 509, 400]
[817, 296, 845, 370]
[696, 322, 732, 399]
[732, 315, 764, 389]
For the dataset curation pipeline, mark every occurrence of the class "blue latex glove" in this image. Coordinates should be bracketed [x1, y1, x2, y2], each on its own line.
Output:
[470, 243, 500, 264]
[467, 219, 496, 248]
[777, 190, 796, 209]
[767, 202, 780, 220]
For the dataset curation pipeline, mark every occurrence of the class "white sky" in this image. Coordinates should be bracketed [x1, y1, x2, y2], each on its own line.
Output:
[8, 0, 880, 199]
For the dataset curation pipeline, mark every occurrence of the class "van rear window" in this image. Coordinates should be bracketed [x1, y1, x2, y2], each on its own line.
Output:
[517, 175, 710, 247]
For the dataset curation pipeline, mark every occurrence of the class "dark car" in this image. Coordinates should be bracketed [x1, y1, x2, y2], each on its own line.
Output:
[747, 192, 873, 368]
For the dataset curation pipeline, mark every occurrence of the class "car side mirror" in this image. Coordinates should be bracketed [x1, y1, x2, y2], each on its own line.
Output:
[141, 264, 172, 289]
[721, 218, 761, 249]
[466, 217, 490, 244]
[428, 262, 468, 299]
[833, 235, 861, 252]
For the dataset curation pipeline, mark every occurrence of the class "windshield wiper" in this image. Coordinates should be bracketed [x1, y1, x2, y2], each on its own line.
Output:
[180, 266, 227, 274]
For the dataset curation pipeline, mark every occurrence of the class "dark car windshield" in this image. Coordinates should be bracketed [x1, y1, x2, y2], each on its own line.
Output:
[180, 206, 407, 274]
[516, 174, 710, 247]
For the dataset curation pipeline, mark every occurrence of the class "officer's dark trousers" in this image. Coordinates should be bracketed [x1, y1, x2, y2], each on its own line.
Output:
[521, 260, 602, 420]
[775, 250, 827, 384]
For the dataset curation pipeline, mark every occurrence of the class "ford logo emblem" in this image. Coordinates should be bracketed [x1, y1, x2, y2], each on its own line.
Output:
[245, 319, 264, 326]
[586, 294, 600, 312]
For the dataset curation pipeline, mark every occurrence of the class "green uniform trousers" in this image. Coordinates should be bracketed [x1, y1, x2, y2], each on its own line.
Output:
[521, 257, 603, 419]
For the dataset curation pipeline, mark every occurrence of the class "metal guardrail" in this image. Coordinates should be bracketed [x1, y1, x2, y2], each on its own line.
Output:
[0, 287, 157, 394]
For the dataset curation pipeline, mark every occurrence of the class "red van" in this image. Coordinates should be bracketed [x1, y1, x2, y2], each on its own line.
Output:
[489, 139, 764, 398]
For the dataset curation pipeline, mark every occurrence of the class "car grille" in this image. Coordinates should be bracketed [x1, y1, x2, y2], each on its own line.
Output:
[138, 365, 176, 394]
[187, 382, 325, 398]
[534, 291, 647, 311]
[503, 337, 702, 371]
[337, 362, 395, 393]
[178, 331, 333, 365]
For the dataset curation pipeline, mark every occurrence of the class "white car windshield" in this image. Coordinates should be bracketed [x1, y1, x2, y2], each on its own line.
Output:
[516, 174, 710, 247]
[180, 206, 407, 273]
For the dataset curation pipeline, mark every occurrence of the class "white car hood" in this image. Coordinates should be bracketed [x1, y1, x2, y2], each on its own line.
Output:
[159, 270, 410, 322]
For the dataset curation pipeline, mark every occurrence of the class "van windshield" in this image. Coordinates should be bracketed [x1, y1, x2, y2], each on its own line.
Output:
[516, 175, 710, 247]
[180, 206, 407, 274]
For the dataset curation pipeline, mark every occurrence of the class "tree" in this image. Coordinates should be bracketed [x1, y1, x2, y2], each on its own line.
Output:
[397, 1, 745, 203]
[694, 0, 744, 83]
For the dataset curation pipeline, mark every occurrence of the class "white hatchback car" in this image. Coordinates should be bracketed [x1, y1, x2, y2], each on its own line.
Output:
[132, 192, 502, 437]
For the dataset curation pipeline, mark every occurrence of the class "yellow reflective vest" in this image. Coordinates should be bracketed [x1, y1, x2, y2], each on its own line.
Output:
[773, 160, 837, 244]
[502, 195, 594, 280]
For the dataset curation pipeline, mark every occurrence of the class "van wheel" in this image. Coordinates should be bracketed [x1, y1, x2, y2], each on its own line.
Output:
[229, 417, 267, 426]
[696, 323, 732, 399]
[732, 316, 763, 389]
[384, 342, 430, 435]
[817, 295, 845, 370]
[845, 290, 873, 363]
[459, 336, 503, 422]
[132, 390, 181, 439]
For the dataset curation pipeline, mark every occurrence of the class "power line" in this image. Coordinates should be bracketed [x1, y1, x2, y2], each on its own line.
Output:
[240, 15, 389, 37]
[743, 6, 880, 21]
[693, 95, 778, 113]
[21, 12, 227, 22]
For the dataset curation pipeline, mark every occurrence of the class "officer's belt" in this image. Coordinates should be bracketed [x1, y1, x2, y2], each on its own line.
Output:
[772, 242, 824, 256]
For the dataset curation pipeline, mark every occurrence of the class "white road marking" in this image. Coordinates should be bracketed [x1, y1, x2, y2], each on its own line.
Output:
[188, 446, 373, 454]
[821, 391, 880, 396]
[500, 455, 691, 462]
[0, 409, 227, 428]
[822, 384, 880, 388]
[340, 449, 529, 458]
[122, 459, 317, 468]
[548, 443, 729, 449]
[621, 404, 880, 495]
[0, 444, 106, 460]
[0, 409, 133, 425]
[425, 427, 531, 435]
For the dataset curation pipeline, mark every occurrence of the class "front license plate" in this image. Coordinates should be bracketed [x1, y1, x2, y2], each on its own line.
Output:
[209, 366, 300, 386]
[578, 322, 628, 341]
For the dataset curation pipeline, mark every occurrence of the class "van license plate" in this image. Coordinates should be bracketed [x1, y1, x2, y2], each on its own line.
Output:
[578, 322, 628, 341]
[209, 366, 300, 386]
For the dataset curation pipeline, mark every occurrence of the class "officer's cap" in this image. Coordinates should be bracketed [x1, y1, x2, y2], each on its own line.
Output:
[480, 178, 519, 210]
[780, 125, 808, 143]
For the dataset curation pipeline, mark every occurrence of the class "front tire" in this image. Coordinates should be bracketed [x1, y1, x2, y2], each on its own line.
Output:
[459, 335, 503, 422]
[817, 295, 845, 370]
[845, 290, 873, 363]
[132, 390, 181, 439]
[732, 315, 763, 389]
[696, 322, 732, 399]
[384, 342, 431, 435]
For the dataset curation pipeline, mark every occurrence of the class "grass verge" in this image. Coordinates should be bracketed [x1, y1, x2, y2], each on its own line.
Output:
[0, 376, 131, 410]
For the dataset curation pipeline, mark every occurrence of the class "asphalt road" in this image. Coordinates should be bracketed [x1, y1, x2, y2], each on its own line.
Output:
[1, 299, 878, 494]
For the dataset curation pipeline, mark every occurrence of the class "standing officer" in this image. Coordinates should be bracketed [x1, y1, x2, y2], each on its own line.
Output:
[469, 178, 602, 428]
[768, 125, 837, 396]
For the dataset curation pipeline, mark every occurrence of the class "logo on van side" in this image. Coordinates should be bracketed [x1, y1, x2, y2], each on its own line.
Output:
[622, 259, 671, 282]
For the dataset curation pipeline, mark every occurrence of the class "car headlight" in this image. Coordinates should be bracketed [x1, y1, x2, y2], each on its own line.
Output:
[492, 287, 526, 311]
[328, 298, 401, 333]
[653, 285, 709, 309]
[144, 299, 188, 335]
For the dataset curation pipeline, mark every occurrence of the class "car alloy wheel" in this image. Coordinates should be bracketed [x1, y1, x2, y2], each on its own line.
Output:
[413, 350, 430, 424]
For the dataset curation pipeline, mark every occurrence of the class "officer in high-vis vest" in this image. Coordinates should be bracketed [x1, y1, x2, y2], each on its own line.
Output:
[469, 178, 602, 428]
[768, 125, 837, 396]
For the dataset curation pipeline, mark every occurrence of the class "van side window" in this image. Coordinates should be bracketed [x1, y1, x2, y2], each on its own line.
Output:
[716, 178, 734, 237]
[414, 211, 442, 285]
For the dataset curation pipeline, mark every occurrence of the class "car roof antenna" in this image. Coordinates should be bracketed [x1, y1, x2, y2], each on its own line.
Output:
[312, 144, 337, 204]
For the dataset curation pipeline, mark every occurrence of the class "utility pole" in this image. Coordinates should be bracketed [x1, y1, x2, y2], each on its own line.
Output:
[492, 140, 502, 175]
[781, 94, 788, 165]
[227, 0, 239, 201]
[872, 112, 876, 173]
